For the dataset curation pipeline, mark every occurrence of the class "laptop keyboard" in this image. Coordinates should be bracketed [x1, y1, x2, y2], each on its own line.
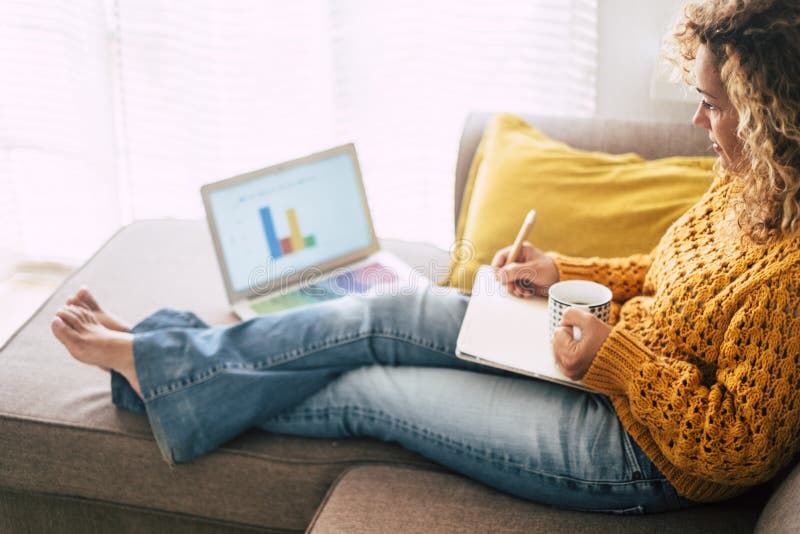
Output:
[250, 262, 398, 315]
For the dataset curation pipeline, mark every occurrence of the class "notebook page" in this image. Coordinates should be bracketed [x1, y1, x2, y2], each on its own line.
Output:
[457, 265, 580, 385]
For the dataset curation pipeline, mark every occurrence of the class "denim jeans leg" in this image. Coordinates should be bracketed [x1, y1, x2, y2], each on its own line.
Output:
[261, 366, 696, 513]
[126, 289, 696, 513]
[130, 287, 500, 464]
[111, 308, 211, 414]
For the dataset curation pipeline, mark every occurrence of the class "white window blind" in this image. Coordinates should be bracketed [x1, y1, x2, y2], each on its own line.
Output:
[1, 0, 598, 267]
[1, 0, 118, 265]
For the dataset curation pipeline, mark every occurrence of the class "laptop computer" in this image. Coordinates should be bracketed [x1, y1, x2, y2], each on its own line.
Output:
[201, 143, 426, 319]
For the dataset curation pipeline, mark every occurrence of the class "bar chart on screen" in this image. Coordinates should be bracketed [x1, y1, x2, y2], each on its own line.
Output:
[208, 150, 375, 292]
[259, 206, 317, 259]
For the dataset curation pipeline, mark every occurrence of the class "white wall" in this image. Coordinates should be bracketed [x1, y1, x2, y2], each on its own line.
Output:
[595, 0, 697, 123]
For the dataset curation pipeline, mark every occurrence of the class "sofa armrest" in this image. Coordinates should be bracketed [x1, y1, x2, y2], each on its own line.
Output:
[453, 113, 712, 228]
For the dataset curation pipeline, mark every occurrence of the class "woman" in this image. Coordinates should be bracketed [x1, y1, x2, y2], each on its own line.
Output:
[52, 0, 800, 514]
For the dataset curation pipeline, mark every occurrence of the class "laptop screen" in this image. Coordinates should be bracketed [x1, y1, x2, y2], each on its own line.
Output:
[205, 147, 376, 296]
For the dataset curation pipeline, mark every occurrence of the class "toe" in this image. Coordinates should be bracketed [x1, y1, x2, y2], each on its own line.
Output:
[69, 304, 90, 320]
[77, 287, 100, 311]
[68, 304, 97, 327]
[51, 316, 78, 344]
[57, 306, 82, 331]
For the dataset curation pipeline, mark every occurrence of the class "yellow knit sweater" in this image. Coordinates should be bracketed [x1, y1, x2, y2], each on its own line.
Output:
[552, 171, 800, 502]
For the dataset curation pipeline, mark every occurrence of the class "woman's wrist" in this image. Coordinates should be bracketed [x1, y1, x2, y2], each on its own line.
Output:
[547, 253, 596, 283]
[548, 254, 560, 283]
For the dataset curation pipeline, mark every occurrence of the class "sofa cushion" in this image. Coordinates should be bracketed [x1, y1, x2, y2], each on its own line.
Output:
[453, 113, 713, 227]
[0, 220, 449, 531]
[444, 113, 716, 292]
[755, 460, 800, 533]
[307, 465, 760, 533]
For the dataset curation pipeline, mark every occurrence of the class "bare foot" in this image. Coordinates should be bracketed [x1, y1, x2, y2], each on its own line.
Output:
[51, 304, 142, 398]
[66, 287, 131, 332]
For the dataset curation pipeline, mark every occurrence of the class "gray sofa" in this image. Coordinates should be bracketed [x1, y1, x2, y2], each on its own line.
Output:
[1, 113, 797, 533]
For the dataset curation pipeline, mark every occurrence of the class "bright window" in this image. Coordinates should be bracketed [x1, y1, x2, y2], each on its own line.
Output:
[0, 0, 598, 267]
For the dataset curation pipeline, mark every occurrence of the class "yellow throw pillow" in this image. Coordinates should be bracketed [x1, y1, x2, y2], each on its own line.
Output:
[442, 113, 715, 293]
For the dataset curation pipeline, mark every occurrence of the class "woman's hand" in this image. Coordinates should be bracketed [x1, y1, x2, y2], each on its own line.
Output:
[491, 241, 559, 298]
[552, 307, 612, 380]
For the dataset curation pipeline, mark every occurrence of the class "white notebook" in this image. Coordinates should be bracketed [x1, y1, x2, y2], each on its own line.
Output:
[455, 265, 596, 393]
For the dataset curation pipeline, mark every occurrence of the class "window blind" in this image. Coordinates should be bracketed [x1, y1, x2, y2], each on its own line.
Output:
[0, 0, 118, 263]
[1, 0, 598, 265]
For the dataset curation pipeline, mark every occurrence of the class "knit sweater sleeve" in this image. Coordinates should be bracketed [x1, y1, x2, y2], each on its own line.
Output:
[549, 251, 653, 302]
[581, 272, 800, 485]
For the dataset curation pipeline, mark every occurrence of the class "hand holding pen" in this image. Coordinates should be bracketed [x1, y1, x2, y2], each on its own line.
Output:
[491, 210, 560, 298]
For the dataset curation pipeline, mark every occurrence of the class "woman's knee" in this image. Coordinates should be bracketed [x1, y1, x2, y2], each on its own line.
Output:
[258, 366, 408, 438]
[360, 287, 468, 334]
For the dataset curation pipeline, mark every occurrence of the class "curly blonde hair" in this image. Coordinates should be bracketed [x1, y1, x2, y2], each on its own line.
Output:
[665, 0, 800, 245]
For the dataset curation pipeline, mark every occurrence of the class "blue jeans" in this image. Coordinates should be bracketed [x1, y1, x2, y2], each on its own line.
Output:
[111, 287, 695, 514]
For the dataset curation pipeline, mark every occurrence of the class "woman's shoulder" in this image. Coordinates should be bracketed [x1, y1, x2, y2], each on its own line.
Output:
[751, 239, 800, 296]
[770, 237, 800, 268]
